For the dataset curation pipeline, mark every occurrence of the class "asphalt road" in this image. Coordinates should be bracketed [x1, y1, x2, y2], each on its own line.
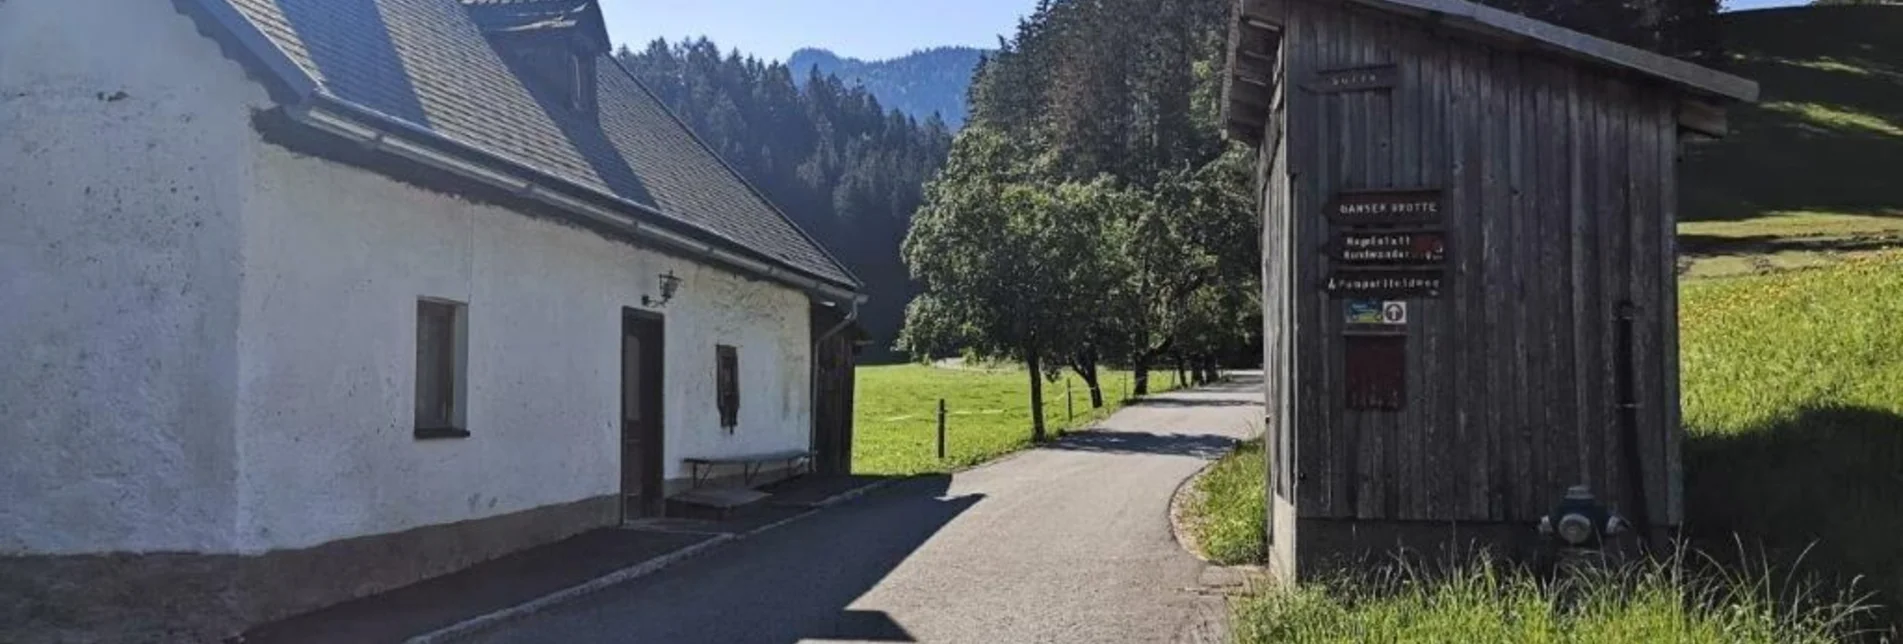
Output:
[462, 375, 1264, 644]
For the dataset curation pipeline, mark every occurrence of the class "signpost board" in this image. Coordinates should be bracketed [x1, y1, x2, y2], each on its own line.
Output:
[1326, 189, 1443, 226]
[1329, 188, 1444, 410]
[1345, 299, 1408, 326]
[1327, 189, 1446, 303]
[1307, 64, 1399, 94]
[1336, 231, 1446, 263]
[1325, 270, 1444, 298]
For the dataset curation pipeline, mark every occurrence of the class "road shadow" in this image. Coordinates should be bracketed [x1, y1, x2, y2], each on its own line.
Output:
[827, 610, 912, 642]
[1131, 397, 1263, 409]
[466, 475, 979, 644]
[759, 474, 905, 509]
[1124, 374, 1264, 400]
[1685, 405, 1903, 635]
[1195, 374, 1265, 390]
[1046, 431, 1242, 460]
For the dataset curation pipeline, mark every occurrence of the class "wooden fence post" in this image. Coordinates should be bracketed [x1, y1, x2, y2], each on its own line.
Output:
[937, 398, 947, 460]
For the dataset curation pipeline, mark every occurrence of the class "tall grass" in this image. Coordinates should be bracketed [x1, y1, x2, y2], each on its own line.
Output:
[1680, 251, 1903, 632]
[1185, 439, 1266, 565]
[1232, 550, 1876, 644]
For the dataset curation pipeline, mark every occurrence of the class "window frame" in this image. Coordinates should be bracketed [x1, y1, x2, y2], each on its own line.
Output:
[414, 297, 470, 440]
[716, 344, 740, 430]
[570, 53, 586, 111]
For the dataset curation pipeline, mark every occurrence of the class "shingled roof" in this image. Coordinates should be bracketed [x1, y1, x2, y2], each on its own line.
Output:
[183, 0, 859, 293]
[1223, 0, 1759, 142]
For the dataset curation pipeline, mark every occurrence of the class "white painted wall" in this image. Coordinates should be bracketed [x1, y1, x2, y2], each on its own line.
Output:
[0, 0, 270, 555]
[231, 134, 814, 553]
[0, 0, 817, 557]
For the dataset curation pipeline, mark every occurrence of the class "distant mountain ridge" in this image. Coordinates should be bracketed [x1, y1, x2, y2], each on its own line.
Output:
[789, 47, 986, 130]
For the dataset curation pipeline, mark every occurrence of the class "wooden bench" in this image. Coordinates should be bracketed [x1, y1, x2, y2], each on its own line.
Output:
[682, 449, 815, 488]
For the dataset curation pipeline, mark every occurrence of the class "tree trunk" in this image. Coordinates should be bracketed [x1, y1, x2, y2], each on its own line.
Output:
[1132, 356, 1150, 396]
[1069, 352, 1106, 409]
[1175, 356, 1188, 389]
[1083, 363, 1104, 409]
[1027, 349, 1047, 442]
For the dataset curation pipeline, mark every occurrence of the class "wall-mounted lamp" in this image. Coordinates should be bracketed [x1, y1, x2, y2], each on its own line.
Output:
[643, 271, 682, 308]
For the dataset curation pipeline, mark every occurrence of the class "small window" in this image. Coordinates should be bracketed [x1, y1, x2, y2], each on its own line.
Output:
[570, 54, 586, 110]
[716, 345, 739, 430]
[415, 299, 469, 439]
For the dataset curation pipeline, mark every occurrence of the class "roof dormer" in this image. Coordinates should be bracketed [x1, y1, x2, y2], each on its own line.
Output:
[460, 0, 611, 112]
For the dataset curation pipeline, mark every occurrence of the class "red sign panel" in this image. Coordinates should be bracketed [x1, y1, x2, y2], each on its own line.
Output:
[1345, 335, 1406, 411]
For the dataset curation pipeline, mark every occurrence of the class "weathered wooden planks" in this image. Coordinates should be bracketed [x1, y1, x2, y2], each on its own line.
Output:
[1600, 75, 1632, 524]
[1658, 96, 1685, 528]
[1268, 0, 1684, 529]
[1289, 0, 1335, 517]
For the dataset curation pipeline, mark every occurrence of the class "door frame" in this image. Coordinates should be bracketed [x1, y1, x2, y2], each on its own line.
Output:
[621, 308, 666, 520]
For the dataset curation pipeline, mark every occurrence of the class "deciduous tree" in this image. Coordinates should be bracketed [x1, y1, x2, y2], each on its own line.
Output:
[900, 128, 1117, 440]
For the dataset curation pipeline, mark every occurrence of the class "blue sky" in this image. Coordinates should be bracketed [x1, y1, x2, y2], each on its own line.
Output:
[600, 0, 1032, 62]
[600, 0, 1808, 63]
[1725, 0, 1809, 9]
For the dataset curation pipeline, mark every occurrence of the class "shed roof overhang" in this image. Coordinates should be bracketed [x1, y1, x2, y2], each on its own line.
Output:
[1222, 2, 1284, 146]
[1222, 0, 1760, 144]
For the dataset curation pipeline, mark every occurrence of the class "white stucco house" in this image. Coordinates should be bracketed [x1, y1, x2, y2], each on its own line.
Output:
[0, 0, 866, 640]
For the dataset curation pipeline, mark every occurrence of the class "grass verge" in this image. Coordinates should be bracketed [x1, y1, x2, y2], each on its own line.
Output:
[1181, 439, 1266, 565]
[852, 364, 1189, 476]
[1231, 552, 1875, 644]
[1681, 251, 1903, 631]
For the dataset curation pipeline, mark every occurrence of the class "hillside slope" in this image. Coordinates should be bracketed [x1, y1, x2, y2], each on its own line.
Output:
[1681, 5, 1903, 223]
[789, 47, 986, 129]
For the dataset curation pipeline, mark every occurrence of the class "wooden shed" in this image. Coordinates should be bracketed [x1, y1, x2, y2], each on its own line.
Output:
[1221, 0, 1758, 578]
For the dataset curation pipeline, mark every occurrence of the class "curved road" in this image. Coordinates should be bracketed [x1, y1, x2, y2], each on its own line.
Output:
[464, 375, 1264, 644]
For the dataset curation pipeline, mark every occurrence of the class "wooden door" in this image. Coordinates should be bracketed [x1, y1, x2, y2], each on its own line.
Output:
[621, 311, 665, 520]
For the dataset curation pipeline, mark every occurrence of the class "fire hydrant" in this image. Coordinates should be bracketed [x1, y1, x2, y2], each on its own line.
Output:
[1538, 485, 1628, 550]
